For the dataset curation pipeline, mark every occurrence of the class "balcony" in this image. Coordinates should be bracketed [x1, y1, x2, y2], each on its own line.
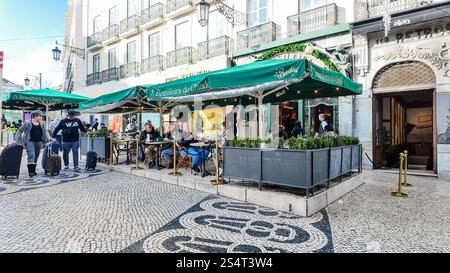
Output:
[354, 0, 435, 21]
[141, 3, 165, 30]
[236, 22, 281, 50]
[102, 68, 119, 83]
[287, 4, 345, 36]
[166, 0, 193, 19]
[102, 24, 120, 45]
[167, 47, 195, 67]
[120, 62, 140, 79]
[86, 72, 101, 86]
[87, 33, 103, 50]
[120, 15, 139, 38]
[141, 55, 165, 74]
[198, 36, 232, 60]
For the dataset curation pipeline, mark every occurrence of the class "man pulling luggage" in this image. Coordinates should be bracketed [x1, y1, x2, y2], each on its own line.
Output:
[51, 110, 87, 171]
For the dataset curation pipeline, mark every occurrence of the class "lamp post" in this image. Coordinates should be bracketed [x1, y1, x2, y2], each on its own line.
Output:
[51, 41, 85, 62]
[24, 73, 42, 89]
[195, 0, 246, 27]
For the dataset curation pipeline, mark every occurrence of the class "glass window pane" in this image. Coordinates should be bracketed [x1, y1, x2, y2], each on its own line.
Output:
[248, 0, 257, 12]
[302, 0, 311, 10]
[259, 0, 267, 8]
[259, 8, 267, 23]
[175, 21, 190, 49]
[248, 13, 257, 27]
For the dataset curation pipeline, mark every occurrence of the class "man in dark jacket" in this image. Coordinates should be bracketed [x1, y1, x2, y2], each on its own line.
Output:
[51, 109, 87, 171]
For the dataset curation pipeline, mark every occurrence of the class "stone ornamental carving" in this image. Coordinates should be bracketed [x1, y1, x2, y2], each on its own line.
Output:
[376, 43, 450, 77]
[373, 61, 436, 89]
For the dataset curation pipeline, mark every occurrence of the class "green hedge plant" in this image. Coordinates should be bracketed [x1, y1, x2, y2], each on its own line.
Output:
[228, 136, 359, 150]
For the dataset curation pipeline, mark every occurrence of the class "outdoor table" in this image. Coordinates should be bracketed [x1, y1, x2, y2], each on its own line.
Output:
[144, 140, 169, 170]
[190, 142, 212, 177]
[115, 137, 135, 165]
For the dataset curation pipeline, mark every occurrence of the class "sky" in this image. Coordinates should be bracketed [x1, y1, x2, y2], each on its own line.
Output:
[0, 0, 67, 88]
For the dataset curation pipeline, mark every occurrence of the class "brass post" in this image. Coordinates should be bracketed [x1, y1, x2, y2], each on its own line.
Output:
[131, 137, 143, 170]
[403, 150, 412, 187]
[211, 134, 222, 185]
[169, 138, 182, 176]
[108, 136, 113, 165]
[392, 153, 408, 198]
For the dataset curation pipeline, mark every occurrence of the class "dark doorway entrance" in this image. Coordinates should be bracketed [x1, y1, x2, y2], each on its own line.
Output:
[373, 90, 436, 172]
[280, 102, 298, 136]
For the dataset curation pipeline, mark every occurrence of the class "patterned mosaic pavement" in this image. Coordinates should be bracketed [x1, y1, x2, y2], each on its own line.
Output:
[0, 169, 449, 253]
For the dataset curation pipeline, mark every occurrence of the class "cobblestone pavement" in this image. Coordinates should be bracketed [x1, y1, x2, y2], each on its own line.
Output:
[0, 168, 449, 253]
[327, 171, 450, 253]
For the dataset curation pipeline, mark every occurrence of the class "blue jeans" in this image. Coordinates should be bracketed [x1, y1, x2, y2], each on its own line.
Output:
[181, 147, 209, 167]
[25, 141, 43, 165]
[63, 141, 79, 167]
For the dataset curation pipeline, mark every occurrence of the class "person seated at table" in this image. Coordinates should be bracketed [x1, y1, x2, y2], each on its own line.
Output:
[324, 124, 338, 137]
[99, 123, 106, 130]
[173, 127, 208, 174]
[140, 122, 161, 169]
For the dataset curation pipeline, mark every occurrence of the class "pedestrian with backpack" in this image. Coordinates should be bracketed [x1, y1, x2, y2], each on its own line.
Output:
[51, 109, 88, 171]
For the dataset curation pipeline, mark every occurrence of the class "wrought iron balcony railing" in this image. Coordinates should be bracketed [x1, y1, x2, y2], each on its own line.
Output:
[236, 22, 281, 50]
[287, 4, 344, 36]
[141, 3, 165, 24]
[102, 24, 119, 40]
[198, 36, 232, 60]
[120, 15, 139, 34]
[87, 32, 102, 48]
[167, 46, 195, 67]
[141, 55, 166, 74]
[167, 0, 192, 14]
[354, 0, 435, 21]
[86, 72, 101, 86]
[102, 68, 119, 83]
[120, 62, 140, 79]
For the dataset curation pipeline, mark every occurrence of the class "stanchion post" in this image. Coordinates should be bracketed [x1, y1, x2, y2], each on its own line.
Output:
[108, 136, 113, 165]
[403, 150, 412, 187]
[169, 138, 182, 176]
[392, 153, 408, 198]
[211, 134, 222, 186]
[131, 137, 143, 170]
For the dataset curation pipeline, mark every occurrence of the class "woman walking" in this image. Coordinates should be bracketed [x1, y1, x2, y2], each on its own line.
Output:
[12, 110, 51, 177]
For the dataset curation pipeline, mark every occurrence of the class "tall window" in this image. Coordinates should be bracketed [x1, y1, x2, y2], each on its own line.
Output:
[149, 32, 160, 57]
[209, 10, 227, 39]
[247, 0, 267, 27]
[143, 0, 157, 9]
[108, 48, 117, 69]
[127, 41, 136, 63]
[109, 6, 117, 26]
[93, 54, 100, 74]
[301, 0, 326, 10]
[93, 15, 101, 33]
[175, 21, 191, 49]
[127, 0, 136, 17]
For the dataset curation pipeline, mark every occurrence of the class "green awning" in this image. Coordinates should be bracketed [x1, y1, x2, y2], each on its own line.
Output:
[1, 88, 89, 111]
[78, 86, 158, 114]
[145, 59, 362, 104]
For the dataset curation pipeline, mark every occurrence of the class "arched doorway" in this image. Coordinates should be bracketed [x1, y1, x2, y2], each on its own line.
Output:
[372, 61, 437, 173]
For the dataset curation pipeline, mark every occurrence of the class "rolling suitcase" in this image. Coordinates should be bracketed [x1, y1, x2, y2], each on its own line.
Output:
[42, 141, 60, 169]
[0, 144, 24, 179]
[86, 150, 97, 171]
[43, 144, 62, 176]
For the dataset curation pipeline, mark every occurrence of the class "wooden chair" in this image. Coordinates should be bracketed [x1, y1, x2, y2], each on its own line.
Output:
[176, 143, 193, 174]
[112, 138, 130, 165]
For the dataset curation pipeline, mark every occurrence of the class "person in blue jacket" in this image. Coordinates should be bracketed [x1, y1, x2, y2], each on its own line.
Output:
[51, 109, 87, 171]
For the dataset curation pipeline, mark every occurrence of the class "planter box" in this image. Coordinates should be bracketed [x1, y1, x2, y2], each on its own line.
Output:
[80, 137, 111, 158]
[2, 132, 16, 146]
[223, 144, 362, 193]
[223, 147, 261, 182]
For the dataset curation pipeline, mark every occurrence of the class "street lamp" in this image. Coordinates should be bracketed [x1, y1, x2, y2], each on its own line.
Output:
[51, 41, 85, 61]
[52, 46, 62, 62]
[24, 73, 42, 89]
[195, 0, 246, 27]
[196, 0, 210, 27]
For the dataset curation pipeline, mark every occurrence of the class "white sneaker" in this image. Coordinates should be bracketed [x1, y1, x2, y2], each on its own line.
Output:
[74, 166, 81, 172]
[64, 166, 69, 171]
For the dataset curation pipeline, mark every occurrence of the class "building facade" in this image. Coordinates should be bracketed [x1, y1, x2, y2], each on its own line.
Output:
[64, 0, 358, 133]
[351, 0, 450, 180]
